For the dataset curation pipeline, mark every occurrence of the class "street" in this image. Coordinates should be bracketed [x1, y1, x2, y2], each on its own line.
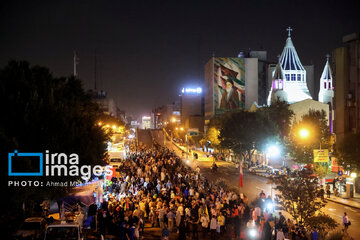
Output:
[152, 130, 360, 238]
[200, 156, 360, 238]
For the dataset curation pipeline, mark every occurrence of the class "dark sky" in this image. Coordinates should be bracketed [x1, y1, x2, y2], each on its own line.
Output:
[1, 0, 359, 118]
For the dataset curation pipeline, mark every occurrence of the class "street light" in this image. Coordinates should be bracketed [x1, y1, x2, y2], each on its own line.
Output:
[299, 128, 310, 139]
[171, 117, 176, 123]
[267, 145, 280, 158]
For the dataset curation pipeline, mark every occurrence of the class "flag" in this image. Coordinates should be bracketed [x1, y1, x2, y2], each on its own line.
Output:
[239, 161, 243, 188]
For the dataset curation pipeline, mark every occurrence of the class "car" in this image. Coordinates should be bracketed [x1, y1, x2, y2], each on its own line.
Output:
[110, 158, 122, 163]
[14, 217, 47, 240]
[44, 223, 83, 240]
[272, 167, 288, 176]
[249, 165, 274, 174]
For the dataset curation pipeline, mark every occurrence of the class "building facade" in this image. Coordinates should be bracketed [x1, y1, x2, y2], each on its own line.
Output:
[333, 33, 360, 143]
[180, 87, 204, 131]
[204, 55, 261, 121]
[89, 90, 118, 117]
[141, 116, 152, 129]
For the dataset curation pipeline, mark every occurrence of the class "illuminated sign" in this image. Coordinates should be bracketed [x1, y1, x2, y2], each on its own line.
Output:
[181, 87, 202, 94]
[313, 149, 329, 162]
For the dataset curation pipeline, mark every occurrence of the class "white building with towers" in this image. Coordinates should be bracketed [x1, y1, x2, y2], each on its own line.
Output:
[318, 54, 334, 106]
[267, 27, 313, 105]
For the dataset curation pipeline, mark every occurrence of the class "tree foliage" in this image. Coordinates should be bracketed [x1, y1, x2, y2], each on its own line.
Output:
[219, 110, 278, 161]
[274, 170, 327, 224]
[261, 98, 294, 139]
[336, 132, 360, 171]
[201, 117, 222, 149]
[304, 214, 338, 239]
[0, 61, 110, 215]
[288, 109, 331, 165]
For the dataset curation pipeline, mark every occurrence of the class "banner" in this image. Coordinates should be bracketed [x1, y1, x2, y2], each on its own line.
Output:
[331, 157, 343, 172]
[213, 57, 245, 115]
[313, 149, 329, 162]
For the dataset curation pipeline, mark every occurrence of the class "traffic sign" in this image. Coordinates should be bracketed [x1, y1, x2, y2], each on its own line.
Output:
[338, 170, 343, 176]
[187, 128, 199, 136]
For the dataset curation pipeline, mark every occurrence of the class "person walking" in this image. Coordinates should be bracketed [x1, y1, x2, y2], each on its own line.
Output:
[167, 209, 175, 232]
[277, 228, 285, 240]
[161, 223, 170, 240]
[326, 184, 331, 198]
[217, 211, 225, 236]
[310, 228, 318, 240]
[343, 212, 350, 232]
[210, 215, 217, 240]
[200, 213, 209, 238]
[158, 206, 165, 229]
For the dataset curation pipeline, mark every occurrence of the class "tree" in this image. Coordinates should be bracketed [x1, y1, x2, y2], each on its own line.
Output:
[304, 214, 338, 239]
[275, 170, 327, 224]
[336, 132, 360, 171]
[0, 61, 110, 216]
[219, 111, 278, 162]
[288, 109, 331, 165]
[201, 117, 222, 150]
[261, 98, 294, 139]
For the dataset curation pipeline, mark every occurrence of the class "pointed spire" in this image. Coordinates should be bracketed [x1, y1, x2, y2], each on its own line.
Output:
[320, 54, 333, 81]
[319, 54, 334, 104]
[273, 61, 285, 81]
[279, 28, 305, 71]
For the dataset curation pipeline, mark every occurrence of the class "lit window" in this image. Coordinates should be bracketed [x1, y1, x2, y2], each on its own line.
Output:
[297, 74, 301, 81]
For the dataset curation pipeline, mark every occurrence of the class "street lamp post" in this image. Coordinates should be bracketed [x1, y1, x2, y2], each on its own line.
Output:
[171, 131, 173, 151]
[185, 133, 188, 161]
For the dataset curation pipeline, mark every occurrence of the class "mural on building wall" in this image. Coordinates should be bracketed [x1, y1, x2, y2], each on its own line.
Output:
[214, 57, 245, 115]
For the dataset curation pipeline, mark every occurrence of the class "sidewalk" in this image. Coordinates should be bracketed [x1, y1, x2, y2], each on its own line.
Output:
[326, 193, 360, 210]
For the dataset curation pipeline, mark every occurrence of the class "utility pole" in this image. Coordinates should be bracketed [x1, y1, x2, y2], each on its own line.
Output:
[94, 50, 97, 90]
[73, 51, 79, 77]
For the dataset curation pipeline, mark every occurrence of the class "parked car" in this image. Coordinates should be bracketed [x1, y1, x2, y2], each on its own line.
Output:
[14, 217, 47, 240]
[44, 223, 83, 240]
[110, 158, 122, 163]
[249, 165, 274, 174]
[272, 167, 288, 176]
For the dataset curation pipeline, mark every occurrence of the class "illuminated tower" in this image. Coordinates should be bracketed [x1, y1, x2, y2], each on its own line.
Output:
[269, 27, 312, 104]
[267, 59, 288, 105]
[318, 54, 334, 106]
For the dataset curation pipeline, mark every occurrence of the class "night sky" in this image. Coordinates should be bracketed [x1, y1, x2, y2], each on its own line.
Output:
[1, 0, 359, 118]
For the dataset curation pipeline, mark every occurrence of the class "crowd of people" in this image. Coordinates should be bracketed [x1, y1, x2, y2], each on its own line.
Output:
[94, 143, 317, 240]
